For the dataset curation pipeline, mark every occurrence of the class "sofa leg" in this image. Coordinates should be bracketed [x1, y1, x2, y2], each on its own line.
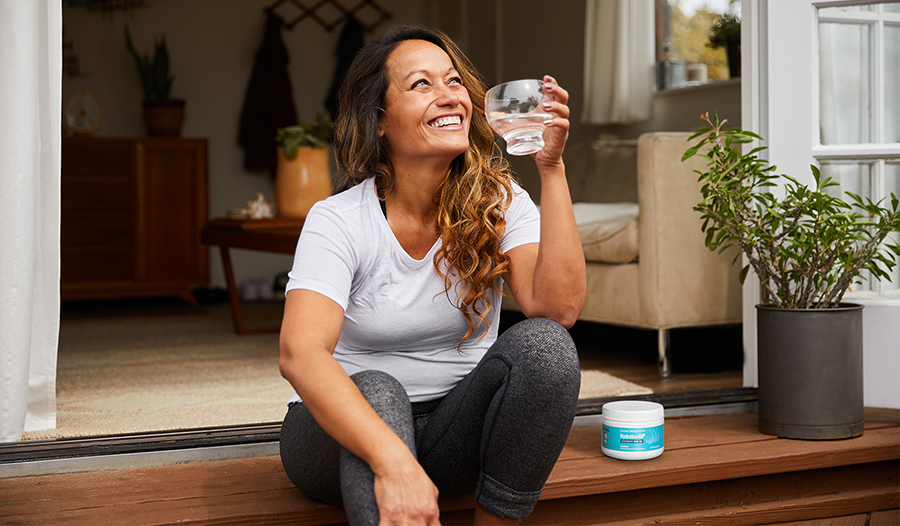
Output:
[658, 329, 671, 379]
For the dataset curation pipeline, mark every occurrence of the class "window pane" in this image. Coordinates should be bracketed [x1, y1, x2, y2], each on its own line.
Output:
[886, 25, 900, 143]
[664, 0, 738, 83]
[821, 162, 875, 292]
[820, 161, 873, 199]
[884, 162, 900, 291]
[884, 3, 900, 13]
[819, 22, 872, 144]
[820, 6, 873, 14]
[887, 162, 900, 197]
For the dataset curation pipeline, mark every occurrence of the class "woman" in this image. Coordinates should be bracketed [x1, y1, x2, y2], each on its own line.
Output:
[279, 25, 586, 525]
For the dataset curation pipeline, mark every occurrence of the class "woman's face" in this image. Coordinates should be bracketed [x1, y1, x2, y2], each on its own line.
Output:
[379, 39, 472, 167]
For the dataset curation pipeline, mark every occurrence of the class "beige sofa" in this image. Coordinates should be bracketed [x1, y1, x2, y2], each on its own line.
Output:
[504, 132, 743, 377]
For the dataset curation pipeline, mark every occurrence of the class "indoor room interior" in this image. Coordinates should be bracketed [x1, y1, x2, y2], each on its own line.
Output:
[36, 0, 746, 441]
[4, 1, 900, 525]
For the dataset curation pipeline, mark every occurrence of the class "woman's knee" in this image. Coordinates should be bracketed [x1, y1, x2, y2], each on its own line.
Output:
[350, 369, 408, 407]
[501, 318, 580, 386]
[350, 370, 415, 445]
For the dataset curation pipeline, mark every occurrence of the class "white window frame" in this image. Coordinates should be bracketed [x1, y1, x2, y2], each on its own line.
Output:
[815, 3, 900, 298]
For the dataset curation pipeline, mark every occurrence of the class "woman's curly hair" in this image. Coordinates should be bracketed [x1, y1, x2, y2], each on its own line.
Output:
[332, 25, 515, 345]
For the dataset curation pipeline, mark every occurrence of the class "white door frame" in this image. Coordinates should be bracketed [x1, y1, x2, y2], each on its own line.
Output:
[741, 0, 817, 388]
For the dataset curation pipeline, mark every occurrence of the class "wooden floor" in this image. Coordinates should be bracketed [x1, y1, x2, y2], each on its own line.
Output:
[3, 408, 897, 526]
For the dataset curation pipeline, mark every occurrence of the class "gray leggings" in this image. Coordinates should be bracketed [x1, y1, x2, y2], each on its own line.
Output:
[279, 318, 581, 523]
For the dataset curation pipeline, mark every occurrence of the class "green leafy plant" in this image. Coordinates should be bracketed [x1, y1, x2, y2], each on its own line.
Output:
[125, 25, 174, 100]
[683, 112, 900, 309]
[276, 110, 333, 159]
[708, 12, 741, 49]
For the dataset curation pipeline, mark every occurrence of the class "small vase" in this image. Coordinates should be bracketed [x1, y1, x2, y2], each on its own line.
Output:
[756, 303, 864, 440]
[275, 146, 332, 219]
[656, 61, 687, 90]
[143, 99, 185, 137]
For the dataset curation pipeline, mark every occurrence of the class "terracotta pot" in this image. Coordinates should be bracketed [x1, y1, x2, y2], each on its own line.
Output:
[142, 99, 185, 137]
[275, 146, 332, 219]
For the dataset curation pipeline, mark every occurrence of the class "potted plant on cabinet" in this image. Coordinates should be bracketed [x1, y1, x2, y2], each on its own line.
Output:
[125, 26, 184, 136]
[683, 112, 900, 440]
[274, 111, 333, 219]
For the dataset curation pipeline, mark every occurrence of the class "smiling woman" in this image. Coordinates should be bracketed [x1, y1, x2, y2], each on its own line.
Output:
[277, 24, 586, 525]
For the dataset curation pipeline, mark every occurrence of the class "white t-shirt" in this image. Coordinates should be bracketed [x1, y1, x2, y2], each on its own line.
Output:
[285, 177, 540, 403]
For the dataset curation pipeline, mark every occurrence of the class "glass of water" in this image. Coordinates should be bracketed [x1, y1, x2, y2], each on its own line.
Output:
[485, 79, 551, 156]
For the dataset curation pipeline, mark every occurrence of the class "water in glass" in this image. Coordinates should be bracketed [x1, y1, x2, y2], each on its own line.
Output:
[485, 79, 551, 155]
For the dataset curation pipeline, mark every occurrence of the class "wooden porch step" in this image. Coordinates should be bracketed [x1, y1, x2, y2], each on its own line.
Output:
[2, 409, 898, 525]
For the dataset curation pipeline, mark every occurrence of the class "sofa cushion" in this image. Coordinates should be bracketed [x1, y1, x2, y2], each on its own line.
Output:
[573, 202, 639, 264]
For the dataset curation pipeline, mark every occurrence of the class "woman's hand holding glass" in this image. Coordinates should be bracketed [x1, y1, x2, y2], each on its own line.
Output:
[484, 75, 569, 161]
[531, 75, 570, 168]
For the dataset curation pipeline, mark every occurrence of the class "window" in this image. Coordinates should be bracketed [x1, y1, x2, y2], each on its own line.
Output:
[656, 0, 742, 89]
[817, 2, 900, 298]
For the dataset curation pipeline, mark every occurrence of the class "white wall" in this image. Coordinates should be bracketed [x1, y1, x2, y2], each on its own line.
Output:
[62, 0, 428, 289]
[857, 301, 900, 409]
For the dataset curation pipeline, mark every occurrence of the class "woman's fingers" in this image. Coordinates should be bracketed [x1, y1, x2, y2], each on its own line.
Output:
[542, 101, 570, 120]
[543, 75, 569, 105]
[374, 459, 441, 526]
[534, 75, 570, 164]
[541, 75, 570, 125]
[377, 490, 441, 526]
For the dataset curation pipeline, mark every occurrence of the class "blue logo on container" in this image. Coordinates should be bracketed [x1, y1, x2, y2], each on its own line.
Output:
[603, 424, 664, 452]
[643, 426, 662, 447]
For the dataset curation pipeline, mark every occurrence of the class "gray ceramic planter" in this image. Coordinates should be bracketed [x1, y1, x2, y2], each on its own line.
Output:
[756, 303, 865, 440]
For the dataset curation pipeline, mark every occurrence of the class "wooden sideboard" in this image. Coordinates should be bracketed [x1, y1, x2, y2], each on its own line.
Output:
[60, 137, 209, 303]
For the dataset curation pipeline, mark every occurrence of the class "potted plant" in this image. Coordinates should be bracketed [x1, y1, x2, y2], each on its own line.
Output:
[274, 111, 333, 219]
[683, 112, 900, 440]
[708, 12, 741, 78]
[125, 26, 184, 136]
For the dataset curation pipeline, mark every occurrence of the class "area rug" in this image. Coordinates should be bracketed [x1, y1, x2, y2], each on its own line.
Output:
[22, 304, 652, 440]
[578, 369, 652, 399]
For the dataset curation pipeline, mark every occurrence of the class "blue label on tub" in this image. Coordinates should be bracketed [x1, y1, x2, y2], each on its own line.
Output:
[602, 424, 664, 451]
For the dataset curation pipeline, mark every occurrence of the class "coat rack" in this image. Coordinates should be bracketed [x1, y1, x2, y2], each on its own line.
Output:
[264, 0, 391, 32]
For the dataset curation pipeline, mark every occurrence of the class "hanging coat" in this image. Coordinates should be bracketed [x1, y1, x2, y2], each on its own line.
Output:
[324, 15, 365, 122]
[238, 13, 298, 177]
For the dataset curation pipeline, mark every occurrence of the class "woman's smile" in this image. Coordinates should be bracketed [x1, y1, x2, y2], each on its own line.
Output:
[428, 113, 463, 129]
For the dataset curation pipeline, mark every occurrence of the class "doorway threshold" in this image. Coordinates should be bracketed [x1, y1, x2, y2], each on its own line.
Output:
[0, 388, 757, 478]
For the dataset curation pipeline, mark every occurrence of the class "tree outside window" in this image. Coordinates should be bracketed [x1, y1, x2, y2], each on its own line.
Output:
[656, 0, 741, 86]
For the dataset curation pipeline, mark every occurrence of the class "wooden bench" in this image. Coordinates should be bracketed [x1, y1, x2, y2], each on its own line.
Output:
[2, 410, 898, 525]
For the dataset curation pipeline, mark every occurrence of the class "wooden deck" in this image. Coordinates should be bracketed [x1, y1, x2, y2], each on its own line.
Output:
[2, 409, 898, 525]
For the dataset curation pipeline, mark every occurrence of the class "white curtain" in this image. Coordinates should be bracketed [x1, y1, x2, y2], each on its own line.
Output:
[0, 0, 62, 442]
[582, 0, 655, 125]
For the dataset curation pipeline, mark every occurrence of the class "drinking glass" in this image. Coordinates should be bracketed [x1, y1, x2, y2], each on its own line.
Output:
[485, 79, 551, 156]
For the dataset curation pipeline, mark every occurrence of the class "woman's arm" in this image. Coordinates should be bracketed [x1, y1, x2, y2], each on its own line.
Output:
[279, 289, 440, 525]
[503, 76, 586, 328]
